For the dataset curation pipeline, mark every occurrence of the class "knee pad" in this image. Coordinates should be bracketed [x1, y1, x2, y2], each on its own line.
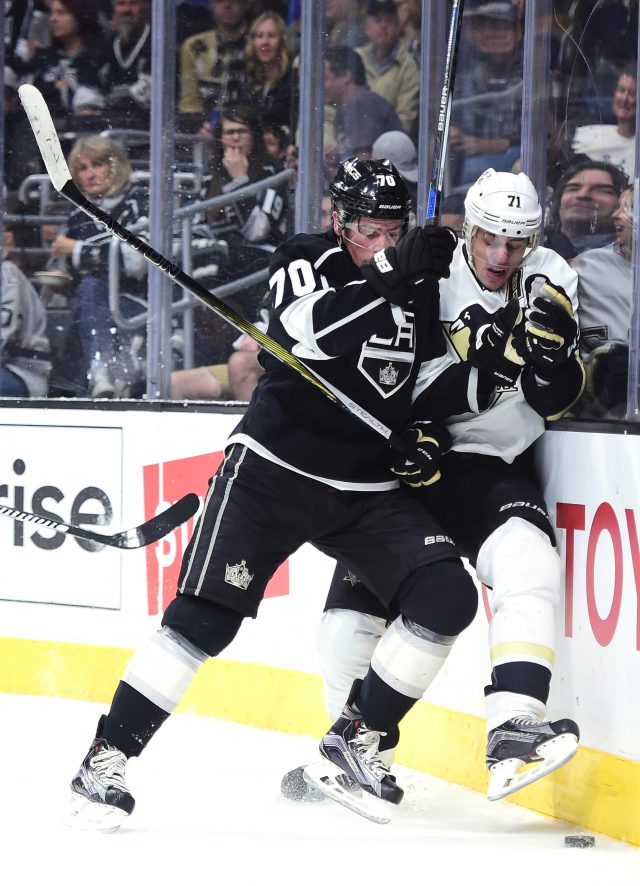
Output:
[317, 609, 387, 721]
[477, 517, 561, 675]
[162, 594, 244, 657]
[396, 558, 478, 637]
[477, 517, 561, 617]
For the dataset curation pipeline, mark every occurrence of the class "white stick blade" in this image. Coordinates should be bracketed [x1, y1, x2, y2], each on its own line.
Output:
[18, 84, 71, 192]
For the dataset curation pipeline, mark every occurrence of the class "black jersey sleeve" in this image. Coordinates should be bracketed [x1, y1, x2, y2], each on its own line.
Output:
[268, 232, 408, 358]
[521, 353, 586, 420]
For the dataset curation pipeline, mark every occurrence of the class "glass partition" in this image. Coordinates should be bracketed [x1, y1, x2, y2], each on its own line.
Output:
[1, 0, 638, 422]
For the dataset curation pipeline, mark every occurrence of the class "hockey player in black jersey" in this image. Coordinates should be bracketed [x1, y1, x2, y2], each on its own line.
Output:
[282, 168, 585, 810]
[67, 158, 489, 830]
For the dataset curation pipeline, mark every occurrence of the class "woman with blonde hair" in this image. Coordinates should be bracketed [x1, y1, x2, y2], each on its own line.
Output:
[243, 11, 297, 133]
[50, 135, 148, 398]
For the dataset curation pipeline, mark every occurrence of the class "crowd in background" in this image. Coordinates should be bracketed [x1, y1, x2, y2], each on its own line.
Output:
[0, 0, 637, 419]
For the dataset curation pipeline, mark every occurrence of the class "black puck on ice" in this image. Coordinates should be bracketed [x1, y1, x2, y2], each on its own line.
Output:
[564, 835, 595, 848]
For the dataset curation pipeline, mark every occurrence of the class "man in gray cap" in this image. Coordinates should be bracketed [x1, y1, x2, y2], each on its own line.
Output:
[450, 1, 523, 187]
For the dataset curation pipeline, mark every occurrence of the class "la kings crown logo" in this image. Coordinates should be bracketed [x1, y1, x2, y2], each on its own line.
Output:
[225, 559, 254, 590]
[379, 362, 399, 386]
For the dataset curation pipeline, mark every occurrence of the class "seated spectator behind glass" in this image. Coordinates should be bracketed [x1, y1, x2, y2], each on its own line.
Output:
[543, 158, 628, 260]
[190, 102, 288, 366]
[449, 1, 523, 187]
[49, 136, 148, 399]
[21, 0, 105, 127]
[571, 67, 637, 180]
[439, 191, 466, 236]
[1, 231, 51, 398]
[323, 46, 404, 174]
[4, 64, 45, 193]
[571, 186, 634, 419]
[355, 1, 420, 136]
[178, 0, 250, 135]
[242, 11, 297, 134]
[325, 0, 368, 50]
[556, 0, 637, 125]
[371, 129, 418, 211]
[395, 0, 421, 67]
[97, 0, 151, 129]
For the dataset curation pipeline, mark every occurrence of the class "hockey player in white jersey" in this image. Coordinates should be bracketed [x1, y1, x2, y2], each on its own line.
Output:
[285, 168, 586, 810]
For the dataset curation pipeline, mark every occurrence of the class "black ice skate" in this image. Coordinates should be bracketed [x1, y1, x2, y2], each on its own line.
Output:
[486, 715, 580, 801]
[304, 680, 403, 824]
[65, 716, 135, 832]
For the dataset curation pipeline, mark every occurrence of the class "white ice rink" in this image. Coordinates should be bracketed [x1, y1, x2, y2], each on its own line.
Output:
[2, 692, 638, 886]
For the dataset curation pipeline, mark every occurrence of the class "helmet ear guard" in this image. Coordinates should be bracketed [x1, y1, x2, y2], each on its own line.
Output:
[463, 168, 542, 263]
[330, 157, 413, 235]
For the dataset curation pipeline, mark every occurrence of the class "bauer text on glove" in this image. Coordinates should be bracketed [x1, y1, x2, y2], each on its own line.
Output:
[466, 299, 524, 387]
[361, 226, 457, 306]
[388, 420, 452, 487]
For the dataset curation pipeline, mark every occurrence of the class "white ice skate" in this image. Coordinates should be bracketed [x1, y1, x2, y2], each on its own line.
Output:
[486, 715, 580, 801]
[64, 718, 135, 832]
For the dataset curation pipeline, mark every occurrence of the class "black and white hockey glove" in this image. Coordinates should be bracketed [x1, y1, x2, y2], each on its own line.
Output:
[466, 300, 524, 387]
[514, 283, 578, 379]
[388, 420, 452, 487]
[362, 226, 457, 307]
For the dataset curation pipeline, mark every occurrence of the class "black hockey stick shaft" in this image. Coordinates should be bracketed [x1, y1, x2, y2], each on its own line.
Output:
[18, 84, 421, 464]
[426, 0, 465, 223]
[0, 492, 200, 549]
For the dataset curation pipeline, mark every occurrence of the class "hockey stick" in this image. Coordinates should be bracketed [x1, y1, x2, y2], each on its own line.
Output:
[18, 84, 427, 464]
[0, 492, 200, 549]
[426, 0, 465, 223]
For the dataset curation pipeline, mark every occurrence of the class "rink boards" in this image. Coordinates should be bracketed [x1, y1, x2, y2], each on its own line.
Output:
[0, 402, 639, 844]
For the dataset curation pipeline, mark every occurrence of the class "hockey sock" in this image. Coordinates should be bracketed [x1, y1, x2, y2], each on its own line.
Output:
[102, 681, 171, 758]
[356, 614, 456, 733]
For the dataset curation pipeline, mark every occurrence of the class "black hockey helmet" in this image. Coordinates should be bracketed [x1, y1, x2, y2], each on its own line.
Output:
[329, 157, 413, 233]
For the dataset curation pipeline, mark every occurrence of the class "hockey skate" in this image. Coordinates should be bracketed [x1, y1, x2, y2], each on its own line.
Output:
[65, 716, 135, 832]
[280, 765, 326, 802]
[304, 680, 403, 824]
[486, 715, 580, 801]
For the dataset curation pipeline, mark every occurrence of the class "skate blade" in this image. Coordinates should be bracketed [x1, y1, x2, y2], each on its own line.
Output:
[487, 733, 579, 801]
[63, 790, 129, 833]
[303, 760, 392, 824]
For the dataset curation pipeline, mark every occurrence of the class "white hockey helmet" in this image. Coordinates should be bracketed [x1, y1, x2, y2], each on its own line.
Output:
[463, 168, 542, 262]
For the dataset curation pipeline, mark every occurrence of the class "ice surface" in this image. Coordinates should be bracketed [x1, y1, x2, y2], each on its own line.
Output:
[1, 693, 637, 885]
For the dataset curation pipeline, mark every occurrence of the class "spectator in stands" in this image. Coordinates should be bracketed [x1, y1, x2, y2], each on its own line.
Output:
[323, 46, 404, 175]
[355, 0, 420, 136]
[178, 0, 250, 134]
[372, 129, 418, 211]
[394, 0, 421, 67]
[243, 11, 297, 134]
[177, 0, 214, 46]
[439, 191, 466, 236]
[325, 0, 368, 50]
[556, 0, 638, 125]
[49, 135, 148, 398]
[571, 186, 634, 419]
[543, 158, 628, 260]
[97, 0, 152, 129]
[571, 67, 637, 180]
[1, 220, 51, 398]
[261, 116, 291, 164]
[21, 0, 105, 126]
[449, 1, 523, 187]
[191, 102, 288, 366]
[4, 64, 44, 193]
